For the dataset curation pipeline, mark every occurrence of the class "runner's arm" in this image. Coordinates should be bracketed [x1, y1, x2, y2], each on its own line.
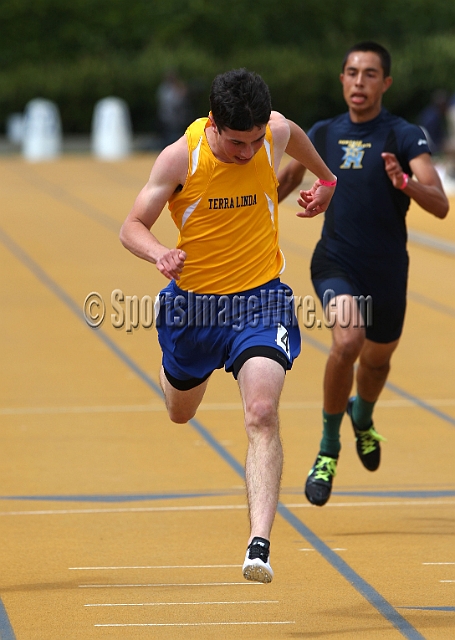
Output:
[270, 114, 336, 217]
[381, 152, 449, 219]
[277, 158, 307, 202]
[119, 137, 189, 280]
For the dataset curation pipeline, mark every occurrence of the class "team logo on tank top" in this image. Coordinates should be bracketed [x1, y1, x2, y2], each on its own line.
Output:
[338, 140, 372, 169]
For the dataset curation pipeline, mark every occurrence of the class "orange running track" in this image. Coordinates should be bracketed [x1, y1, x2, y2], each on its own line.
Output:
[0, 154, 454, 639]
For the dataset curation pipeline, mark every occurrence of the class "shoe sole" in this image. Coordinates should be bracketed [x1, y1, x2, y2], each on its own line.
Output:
[243, 563, 273, 583]
[305, 487, 330, 507]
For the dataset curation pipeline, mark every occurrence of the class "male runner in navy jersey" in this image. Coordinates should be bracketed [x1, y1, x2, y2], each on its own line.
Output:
[277, 41, 449, 506]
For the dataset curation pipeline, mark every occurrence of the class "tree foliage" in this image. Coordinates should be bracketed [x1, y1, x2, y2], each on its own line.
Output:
[1, 0, 455, 132]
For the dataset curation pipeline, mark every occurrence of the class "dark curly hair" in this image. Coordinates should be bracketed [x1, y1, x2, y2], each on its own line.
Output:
[210, 68, 272, 132]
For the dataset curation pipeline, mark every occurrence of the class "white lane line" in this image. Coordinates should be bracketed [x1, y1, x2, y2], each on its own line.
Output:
[285, 500, 455, 508]
[1, 499, 454, 517]
[2, 398, 455, 415]
[408, 229, 455, 255]
[0, 505, 247, 517]
[94, 621, 295, 627]
[85, 600, 278, 607]
[80, 582, 262, 588]
[71, 565, 240, 570]
[423, 562, 455, 565]
[300, 547, 346, 551]
[0, 404, 165, 415]
[440, 580, 455, 583]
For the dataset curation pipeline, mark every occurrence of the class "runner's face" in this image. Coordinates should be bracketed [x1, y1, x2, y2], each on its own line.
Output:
[212, 123, 267, 164]
[340, 51, 392, 122]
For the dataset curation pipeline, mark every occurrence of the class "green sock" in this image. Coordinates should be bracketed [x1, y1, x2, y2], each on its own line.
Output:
[319, 410, 344, 458]
[352, 395, 376, 429]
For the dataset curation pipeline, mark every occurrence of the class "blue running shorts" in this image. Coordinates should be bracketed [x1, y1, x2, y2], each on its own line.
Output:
[156, 278, 301, 387]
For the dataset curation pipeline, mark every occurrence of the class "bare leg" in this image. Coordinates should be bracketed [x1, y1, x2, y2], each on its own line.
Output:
[356, 338, 400, 402]
[237, 357, 286, 543]
[323, 295, 365, 414]
[159, 366, 210, 423]
[306, 298, 399, 504]
[322, 296, 399, 410]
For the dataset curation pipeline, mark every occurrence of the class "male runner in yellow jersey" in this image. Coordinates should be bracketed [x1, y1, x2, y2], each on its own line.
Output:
[120, 68, 337, 583]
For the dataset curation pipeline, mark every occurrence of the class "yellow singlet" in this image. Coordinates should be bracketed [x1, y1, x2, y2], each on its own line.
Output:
[168, 117, 284, 294]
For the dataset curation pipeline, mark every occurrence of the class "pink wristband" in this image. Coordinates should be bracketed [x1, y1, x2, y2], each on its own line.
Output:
[318, 177, 337, 187]
[399, 173, 409, 190]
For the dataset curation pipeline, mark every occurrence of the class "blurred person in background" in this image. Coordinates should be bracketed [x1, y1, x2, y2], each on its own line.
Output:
[417, 89, 449, 155]
[156, 69, 190, 147]
[278, 42, 449, 508]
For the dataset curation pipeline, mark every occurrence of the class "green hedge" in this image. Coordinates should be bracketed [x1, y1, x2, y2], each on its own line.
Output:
[1, 37, 455, 134]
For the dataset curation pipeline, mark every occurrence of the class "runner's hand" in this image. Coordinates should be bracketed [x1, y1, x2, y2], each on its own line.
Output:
[296, 181, 336, 218]
[381, 152, 406, 189]
[156, 248, 187, 280]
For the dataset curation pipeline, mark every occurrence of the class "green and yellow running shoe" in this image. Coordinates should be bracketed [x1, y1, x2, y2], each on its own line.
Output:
[305, 453, 338, 506]
[347, 397, 387, 471]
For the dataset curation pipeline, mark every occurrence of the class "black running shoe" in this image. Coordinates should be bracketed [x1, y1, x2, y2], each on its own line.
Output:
[305, 453, 337, 506]
[347, 397, 386, 471]
[242, 536, 273, 583]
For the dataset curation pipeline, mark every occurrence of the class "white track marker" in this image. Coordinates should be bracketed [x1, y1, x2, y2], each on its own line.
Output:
[71, 565, 240, 570]
[3, 397, 455, 415]
[94, 621, 295, 627]
[85, 600, 278, 607]
[80, 582, 263, 588]
[285, 500, 455, 509]
[1, 499, 454, 519]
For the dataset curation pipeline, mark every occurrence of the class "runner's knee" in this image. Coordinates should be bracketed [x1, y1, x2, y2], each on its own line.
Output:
[244, 397, 279, 433]
[331, 330, 364, 363]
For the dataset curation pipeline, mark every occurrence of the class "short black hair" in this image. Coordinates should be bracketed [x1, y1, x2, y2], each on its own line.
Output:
[342, 41, 391, 78]
[209, 68, 272, 132]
